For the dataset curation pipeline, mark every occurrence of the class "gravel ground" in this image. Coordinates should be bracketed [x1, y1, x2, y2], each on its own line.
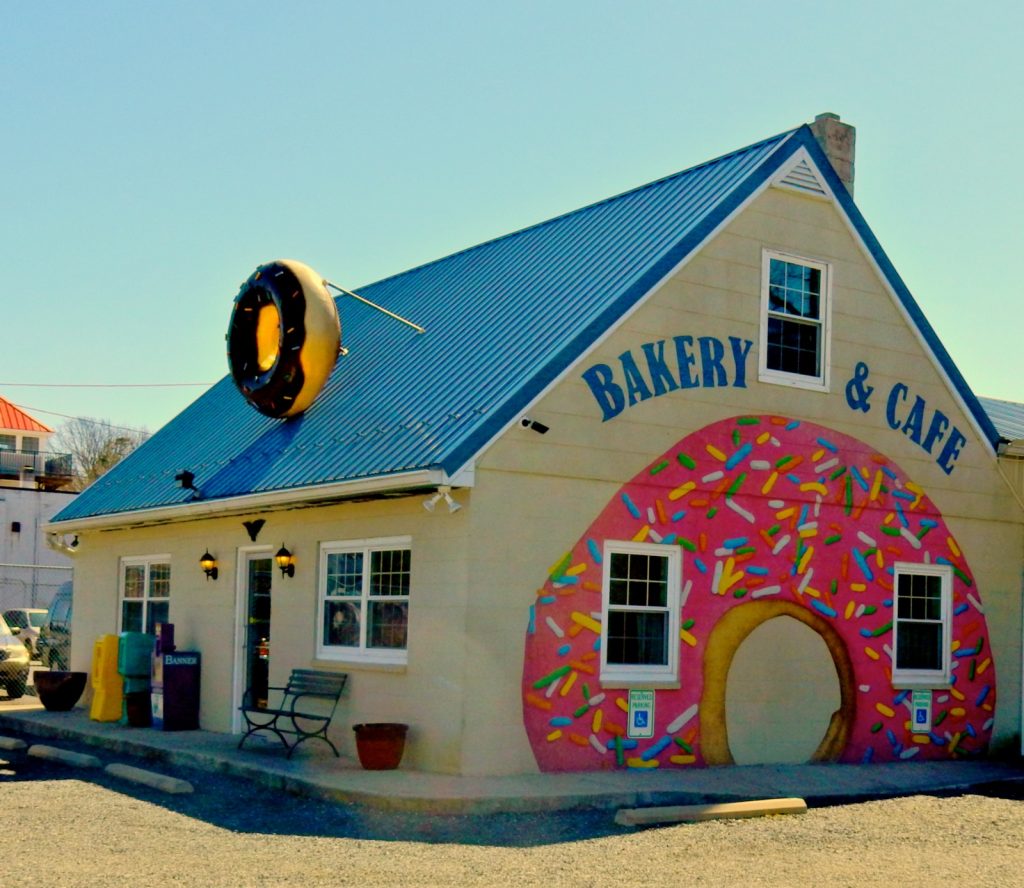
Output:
[3, 741, 1023, 887]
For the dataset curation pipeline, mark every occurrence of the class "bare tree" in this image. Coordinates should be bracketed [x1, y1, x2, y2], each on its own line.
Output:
[51, 417, 149, 491]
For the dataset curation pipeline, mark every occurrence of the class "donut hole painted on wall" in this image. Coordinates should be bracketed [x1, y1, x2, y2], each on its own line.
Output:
[227, 259, 342, 418]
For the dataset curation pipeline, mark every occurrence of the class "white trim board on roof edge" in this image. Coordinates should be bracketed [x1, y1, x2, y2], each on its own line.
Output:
[43, 468, 453, 533]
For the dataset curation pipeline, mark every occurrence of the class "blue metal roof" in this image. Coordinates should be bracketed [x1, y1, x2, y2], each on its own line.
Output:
[52, 124, 1001, 525]
[979, 397, 1024, 441]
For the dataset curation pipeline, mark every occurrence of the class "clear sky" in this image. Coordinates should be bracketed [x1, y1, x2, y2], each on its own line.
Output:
[3, 1, 1021, 437]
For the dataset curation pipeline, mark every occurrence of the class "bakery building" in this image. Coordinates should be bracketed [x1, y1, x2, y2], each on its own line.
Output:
[49, 114, 1024, 775]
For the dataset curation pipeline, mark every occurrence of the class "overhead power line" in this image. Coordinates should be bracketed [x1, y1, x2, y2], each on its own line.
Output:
[7, 402, 150, 434]
[0, 382, 215, 388]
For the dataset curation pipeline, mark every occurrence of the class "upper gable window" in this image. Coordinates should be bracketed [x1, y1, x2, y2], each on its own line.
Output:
[759, 251, 831, 391]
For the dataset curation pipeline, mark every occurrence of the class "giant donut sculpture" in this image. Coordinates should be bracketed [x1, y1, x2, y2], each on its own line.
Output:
[522, 415, 995, 771]
[227, 259, 341, 418]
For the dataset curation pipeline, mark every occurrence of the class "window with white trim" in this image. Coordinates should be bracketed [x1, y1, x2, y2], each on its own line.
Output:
[893, 562, 952, 686]
[119, 556, 170, 634]
[600, 541, 681, 684]
[318, 537, 411, 664]
[759, 251, 831, 389]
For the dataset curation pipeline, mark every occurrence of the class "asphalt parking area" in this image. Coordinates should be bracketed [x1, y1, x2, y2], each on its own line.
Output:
[0, 731, 630, 847]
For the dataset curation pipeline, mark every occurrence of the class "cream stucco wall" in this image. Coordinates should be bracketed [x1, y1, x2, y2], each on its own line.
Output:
[68, 495, 472, 772]
[64, 181, 1024, 776]
[464, 183, 1024, 771]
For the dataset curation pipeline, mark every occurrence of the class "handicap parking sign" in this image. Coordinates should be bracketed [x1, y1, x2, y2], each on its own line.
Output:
[627, 690, 655, 739]
[910, 690, 932, 734]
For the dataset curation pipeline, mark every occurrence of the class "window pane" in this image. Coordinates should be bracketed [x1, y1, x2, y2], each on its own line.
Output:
[802, 290, 819, 320]
[124, 565, 145, 598]
[146, 600, 169, 635]
[323, 600, 361, 647]
[784, 261, 804, 291]
[767, 317, 820, 377]
[896, 621, 943, 671]
[149, 563, 171, 598]
[122, 600, 143, 633]
[609, 553, 668, 608]
[326, 552, 363, 597]
[370, 549, 411, 597]
[897, 573, 942, 620]
[368, 600, 408, 649]
[768, 261, 821, 321]
[608, 576, 628, 606]
[606, 610, 667, 666]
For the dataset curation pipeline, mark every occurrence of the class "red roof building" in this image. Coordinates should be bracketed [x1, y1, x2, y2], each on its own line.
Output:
[0, 395, 52, 435]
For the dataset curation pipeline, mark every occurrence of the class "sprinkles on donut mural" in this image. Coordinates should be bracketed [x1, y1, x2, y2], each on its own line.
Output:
[227, 259, 341, 418]
[522, 415, 994, 772]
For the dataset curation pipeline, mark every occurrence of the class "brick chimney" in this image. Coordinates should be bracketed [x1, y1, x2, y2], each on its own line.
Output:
[809, 112, 855, 197]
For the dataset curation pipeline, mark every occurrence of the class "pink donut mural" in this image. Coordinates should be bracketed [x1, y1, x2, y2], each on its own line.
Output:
[522, 415, 995, 771]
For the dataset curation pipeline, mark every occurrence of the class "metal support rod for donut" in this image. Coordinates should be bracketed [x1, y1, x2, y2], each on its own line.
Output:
[324, 280, 426, 334]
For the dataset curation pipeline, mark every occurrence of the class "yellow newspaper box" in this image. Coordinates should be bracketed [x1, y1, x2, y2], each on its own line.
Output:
[89, 634, 123, 722]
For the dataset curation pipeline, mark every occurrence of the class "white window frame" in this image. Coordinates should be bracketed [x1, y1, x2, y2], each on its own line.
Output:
[317, 536, 412, 666]
[118, 555, 171, 635]
[758, 249, 832, 392]
[892, 561, 953, 687]
[600, 540, 681, 686]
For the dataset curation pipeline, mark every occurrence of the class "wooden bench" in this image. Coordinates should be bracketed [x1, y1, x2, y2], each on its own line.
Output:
[238, 669, 348, 759]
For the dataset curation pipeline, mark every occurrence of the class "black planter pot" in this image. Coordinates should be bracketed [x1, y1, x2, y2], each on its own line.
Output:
[33, 670, 87, 711]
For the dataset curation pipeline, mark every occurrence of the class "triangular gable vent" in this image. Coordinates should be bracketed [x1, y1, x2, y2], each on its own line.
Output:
[774, 153, 829, 197]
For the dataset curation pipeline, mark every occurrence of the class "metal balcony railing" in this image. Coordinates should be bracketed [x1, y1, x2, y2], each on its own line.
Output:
[0, 448, 74, 484]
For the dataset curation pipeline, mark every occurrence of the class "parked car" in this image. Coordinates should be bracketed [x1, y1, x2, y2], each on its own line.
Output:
[37, 583, 73, 671]
[0, 612, 30, 699]
[3, 607, 48, 659]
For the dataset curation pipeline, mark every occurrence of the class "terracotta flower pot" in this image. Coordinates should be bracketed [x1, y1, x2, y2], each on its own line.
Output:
[352, 722, 408, 770]
[33, 670, 87, 712]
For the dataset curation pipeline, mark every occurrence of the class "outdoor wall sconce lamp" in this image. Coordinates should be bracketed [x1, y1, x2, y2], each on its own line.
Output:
[275, 545, 295, 578]
[199, 550, 219, 581]
[423, 485, 461, 514]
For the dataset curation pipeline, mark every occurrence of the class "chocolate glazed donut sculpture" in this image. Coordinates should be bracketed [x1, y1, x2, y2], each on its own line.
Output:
[227, 259, 341, 418]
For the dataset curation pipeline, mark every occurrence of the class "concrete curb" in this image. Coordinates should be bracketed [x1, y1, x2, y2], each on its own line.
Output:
[105, 763, 194, 795]
[615, 796, 808, 826]
[0, 735, 27, 752]
[28, 744, 102, 769]
[3, 710, 1023, 817]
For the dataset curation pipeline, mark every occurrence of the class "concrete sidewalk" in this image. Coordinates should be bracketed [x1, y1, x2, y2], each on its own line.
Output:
[2, 704, 1022, 815]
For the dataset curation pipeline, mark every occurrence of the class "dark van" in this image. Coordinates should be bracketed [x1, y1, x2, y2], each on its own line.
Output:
[37, 582, 73, 670]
